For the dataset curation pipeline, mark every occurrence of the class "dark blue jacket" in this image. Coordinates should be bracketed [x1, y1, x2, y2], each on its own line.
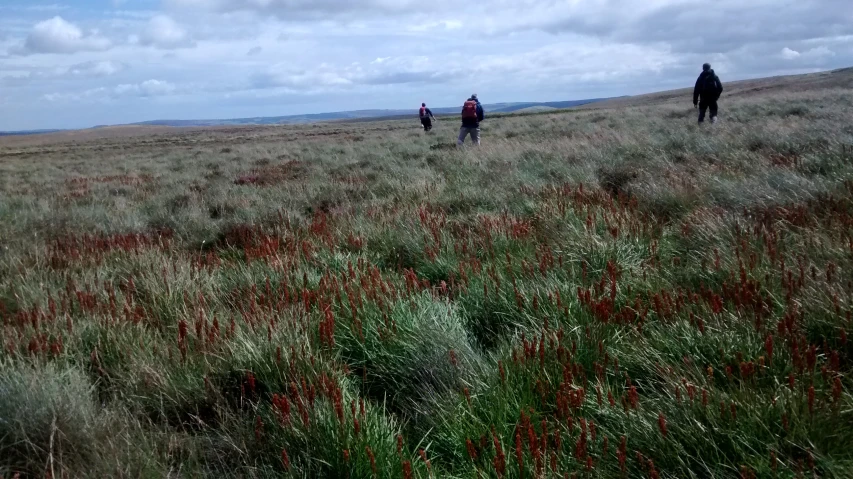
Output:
[461, 98, 485, 127]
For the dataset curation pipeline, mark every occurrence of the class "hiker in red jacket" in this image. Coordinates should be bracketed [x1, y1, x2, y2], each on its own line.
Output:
[457, 94, 484, 146]
[419, 103, 435, 131]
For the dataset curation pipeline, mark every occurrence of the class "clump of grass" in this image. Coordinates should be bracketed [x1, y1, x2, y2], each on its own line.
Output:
[337, 294, 485, 418]
[0, 363, 103, 477]
[597, 164, 638, 198]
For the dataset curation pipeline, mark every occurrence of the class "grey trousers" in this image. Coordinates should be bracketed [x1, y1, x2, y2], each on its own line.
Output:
[457, 126, 480, 146]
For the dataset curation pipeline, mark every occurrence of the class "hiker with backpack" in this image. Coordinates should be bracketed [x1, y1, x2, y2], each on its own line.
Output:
[693, 63, 724, 124]
[457, 94, 485, 146]
[419, 103, 436, 132]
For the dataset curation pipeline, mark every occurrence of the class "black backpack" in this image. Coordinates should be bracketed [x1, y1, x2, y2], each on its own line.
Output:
[703, 73, 719, 96]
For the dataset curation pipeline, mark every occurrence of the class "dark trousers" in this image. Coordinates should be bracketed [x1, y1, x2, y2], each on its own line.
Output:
[698, 98, 718, 123]
[421, 118, 432, 131]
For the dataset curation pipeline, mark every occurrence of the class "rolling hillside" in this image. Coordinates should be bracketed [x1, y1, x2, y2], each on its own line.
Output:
[129, 98, 614, 128]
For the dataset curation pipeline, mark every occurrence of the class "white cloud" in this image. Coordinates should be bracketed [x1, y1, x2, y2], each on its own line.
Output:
[140, 15, 194, 49]
[1, 72, 32, 87]
[781, 47, 801, 60]
[167, 0, 429, 17]
[114, 79, 177, 97]
[780, 46, 836, 61]
[0, 61, 126, 88]
[407, 20, 462, 32]
[42, 87, 107, 102]
[250, 41, 675, 93]
[16, 16, 111, 55]
[251, 64, 352, 91]
[803, 46, 835, 58]
[68, 60, 127, 76]
[43, 79, 178, 103]
[247, 46, 262, 56]
[0, 4, 70, 13]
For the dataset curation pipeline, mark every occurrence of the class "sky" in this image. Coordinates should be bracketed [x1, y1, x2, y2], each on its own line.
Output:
[0, 0, 851, 131]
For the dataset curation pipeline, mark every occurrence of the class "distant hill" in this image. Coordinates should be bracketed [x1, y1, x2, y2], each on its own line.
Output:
[576, 67, 853, 110]
[127, 98, 614, 128]
[0, 98, 615, 135]
[0, 129, 62, 137]
[511, 106, 558, 114]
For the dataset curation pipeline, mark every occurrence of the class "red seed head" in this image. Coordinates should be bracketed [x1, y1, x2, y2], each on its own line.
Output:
[617, 436, 627, 472]
[765, 335, 773, 363]
[254, 415, 263, 441]
[833, 377, 843, 403]
[658, 413, 668, 438]
[466, 438, 478, 460]
[808, 385, 816, 414]
[366, 446, 377, 477]
[247, 371, 256, 394]
[281, 449, 291, 470]
[515, 430, 524, 474]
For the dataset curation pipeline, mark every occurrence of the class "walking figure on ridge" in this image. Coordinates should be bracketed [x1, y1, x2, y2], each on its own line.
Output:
[457, 94, 484, 146]
[694, 63, 724, 124]
[419, 103, 435, 132]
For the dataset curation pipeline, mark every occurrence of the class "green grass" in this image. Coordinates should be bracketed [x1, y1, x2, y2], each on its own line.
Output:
[2, 72, 853, 478]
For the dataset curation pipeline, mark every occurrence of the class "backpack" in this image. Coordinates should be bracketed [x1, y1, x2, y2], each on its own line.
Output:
[419, 107, 427, 119]
[461, 100, 478, 120]
[703, 73, 719, 96]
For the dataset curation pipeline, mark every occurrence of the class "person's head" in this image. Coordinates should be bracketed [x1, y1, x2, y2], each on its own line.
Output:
[422, 103, 426, 107]
[471, 93, 478, 100]
[702, 63, 711, 72]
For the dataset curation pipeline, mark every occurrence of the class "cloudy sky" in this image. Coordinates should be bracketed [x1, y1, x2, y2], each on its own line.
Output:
[0, 0, 851, 130]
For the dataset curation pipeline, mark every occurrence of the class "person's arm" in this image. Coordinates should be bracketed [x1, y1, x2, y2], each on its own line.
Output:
[693, 75, 701, 105]
[716, 76, 723, 97]
[477, 103, 484, 122]
[427, 108, 435, 119]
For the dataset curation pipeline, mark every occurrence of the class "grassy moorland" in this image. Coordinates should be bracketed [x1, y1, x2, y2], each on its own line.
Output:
[1, 68, 853, 478]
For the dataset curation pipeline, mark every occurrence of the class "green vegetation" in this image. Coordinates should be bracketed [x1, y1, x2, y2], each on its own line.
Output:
[1, 70, 853, 478]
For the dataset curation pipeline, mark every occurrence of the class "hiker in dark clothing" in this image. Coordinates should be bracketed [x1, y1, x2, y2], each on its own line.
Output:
[693, 63, 723, 124]
[419, 103, 435, 131]
[457, 94, 485, 146]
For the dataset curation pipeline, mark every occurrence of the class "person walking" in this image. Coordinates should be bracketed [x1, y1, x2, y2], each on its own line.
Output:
[419, 103, 435, 132]
[457, 94, 484, 146]
[693, 63, 723, 124]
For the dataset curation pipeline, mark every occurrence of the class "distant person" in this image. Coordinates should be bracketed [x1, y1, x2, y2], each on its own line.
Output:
[457, 94, 484, 146]
[419, 103, 435, 131]
[693, 63, 723, 124]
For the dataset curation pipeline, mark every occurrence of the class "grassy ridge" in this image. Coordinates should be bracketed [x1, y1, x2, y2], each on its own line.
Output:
[1, 72, 853, 478]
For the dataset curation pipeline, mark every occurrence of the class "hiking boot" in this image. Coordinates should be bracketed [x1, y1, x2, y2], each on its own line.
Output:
[711, 117, 718, 124]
